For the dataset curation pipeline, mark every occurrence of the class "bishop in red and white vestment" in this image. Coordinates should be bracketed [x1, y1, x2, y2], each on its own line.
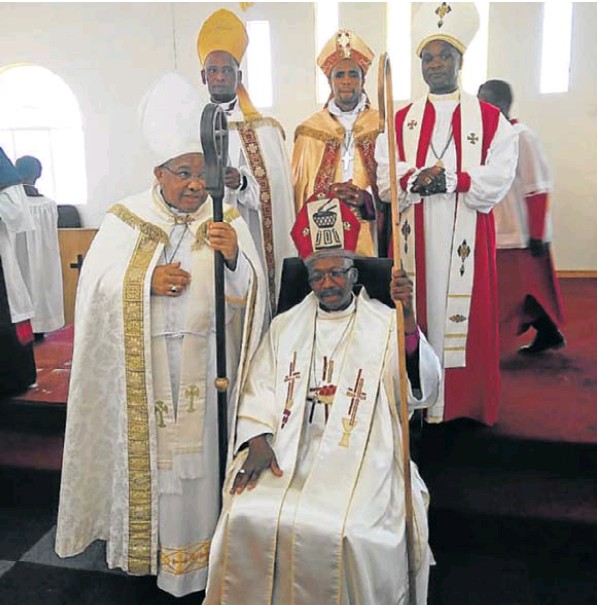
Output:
[377, 91, 518, 424]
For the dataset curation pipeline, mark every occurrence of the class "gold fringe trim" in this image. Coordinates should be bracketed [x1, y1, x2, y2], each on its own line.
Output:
[294, 124, 380, 145]
[294, 125, 341, 144]
[109, 204, 169, 245]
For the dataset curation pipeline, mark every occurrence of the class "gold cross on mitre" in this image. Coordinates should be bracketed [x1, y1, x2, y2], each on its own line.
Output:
[435, 2, 452, 28]
[239, 2, 254, 11]
[336, 30, 352, 58]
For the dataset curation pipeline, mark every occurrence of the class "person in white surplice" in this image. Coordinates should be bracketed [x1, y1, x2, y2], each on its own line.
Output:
[0, 147, 36, 394]
[205, 194, 441, 605]
[197, 9, 297, 322]
[55, 73, 266, 597]
[14, 155, 64, 336]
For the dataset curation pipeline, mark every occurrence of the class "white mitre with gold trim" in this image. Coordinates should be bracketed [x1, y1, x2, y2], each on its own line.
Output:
[138, 72, 203, 167]
[413, 2, 480, 56]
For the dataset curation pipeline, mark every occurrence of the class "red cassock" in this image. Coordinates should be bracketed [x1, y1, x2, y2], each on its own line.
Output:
[394, 100, 503, 425]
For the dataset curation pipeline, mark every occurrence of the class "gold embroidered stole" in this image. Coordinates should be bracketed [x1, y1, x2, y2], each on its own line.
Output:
[401, 92, 482, 367]
[111, 198, 246, 574]
[231, 121, 277, 316]
[121, 231, 161, 574]
[151, 242, 213, 476]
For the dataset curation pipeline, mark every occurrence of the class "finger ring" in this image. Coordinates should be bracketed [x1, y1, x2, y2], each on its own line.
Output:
[238, 469, 246, 474]
[170, 285, 177, 293]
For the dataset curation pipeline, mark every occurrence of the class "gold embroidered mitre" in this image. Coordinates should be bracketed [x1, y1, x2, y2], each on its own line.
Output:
[413, 2, 480, 57]
[317, 29, 375, 78]
[197, 8, 248, 66]
[196, 8, 262, 121]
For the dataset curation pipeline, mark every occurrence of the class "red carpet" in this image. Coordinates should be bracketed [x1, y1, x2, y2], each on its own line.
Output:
[12, 324, 73, 405]
[495, 278, 596, 444]
[6, 278, 597, 444]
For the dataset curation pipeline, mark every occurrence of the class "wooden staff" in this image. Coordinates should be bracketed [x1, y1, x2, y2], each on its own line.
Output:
[378, 52, 418, 605]
[200, 103, 230, 502]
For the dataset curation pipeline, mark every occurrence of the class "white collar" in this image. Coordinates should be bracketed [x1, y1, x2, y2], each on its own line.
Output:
[317, 293, 357, 319]
[428, 90, 460, 103]
[327, 94, 367, 118]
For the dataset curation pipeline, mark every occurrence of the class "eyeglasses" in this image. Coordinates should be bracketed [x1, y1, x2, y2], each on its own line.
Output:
[307, 267, 353, 284]
[162, 166, 206, 183]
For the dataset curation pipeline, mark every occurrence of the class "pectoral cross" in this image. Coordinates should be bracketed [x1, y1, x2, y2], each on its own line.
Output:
[185, 385, 200, 413]
[282, 352, 301, 428]
[155, 400, 168, 428]
[339, 370, 367, 447]
[341, 130, 354, 174]
[342, 148, 352, 172]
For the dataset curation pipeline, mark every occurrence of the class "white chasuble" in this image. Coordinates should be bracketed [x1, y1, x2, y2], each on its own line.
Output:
[55, 188, 266, 598]
[206, 290, 441, 605]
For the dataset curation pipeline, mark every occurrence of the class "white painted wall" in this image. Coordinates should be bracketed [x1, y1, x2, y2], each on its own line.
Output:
[0, 2, 595, 269]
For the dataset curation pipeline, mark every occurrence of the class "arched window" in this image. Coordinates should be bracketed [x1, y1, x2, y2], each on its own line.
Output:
[0, 64, 87, 205]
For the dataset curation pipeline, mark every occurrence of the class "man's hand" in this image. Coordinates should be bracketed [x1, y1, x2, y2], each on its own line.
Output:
[330, 180, 367, 209]
[208, 221, 239, 269]
[224, 167, 241, 190]
[528, 237, 547, 257]
[410, 166, 446, 196]
[230, 435, 283, 495]
[390, 267, 417, 334]
[151, 262, 191, 296]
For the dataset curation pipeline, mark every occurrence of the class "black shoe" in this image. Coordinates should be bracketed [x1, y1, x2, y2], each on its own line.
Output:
[518, 329, 566, 355]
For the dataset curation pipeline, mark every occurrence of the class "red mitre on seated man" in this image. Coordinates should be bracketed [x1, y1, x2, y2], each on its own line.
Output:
[290, 192, 361, 260]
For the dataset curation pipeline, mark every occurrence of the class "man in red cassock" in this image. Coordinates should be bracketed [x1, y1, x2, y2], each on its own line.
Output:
[376, 3, 518, 425]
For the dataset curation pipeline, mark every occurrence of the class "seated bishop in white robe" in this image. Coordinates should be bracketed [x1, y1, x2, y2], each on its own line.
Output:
[205, 287, 441, 605]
